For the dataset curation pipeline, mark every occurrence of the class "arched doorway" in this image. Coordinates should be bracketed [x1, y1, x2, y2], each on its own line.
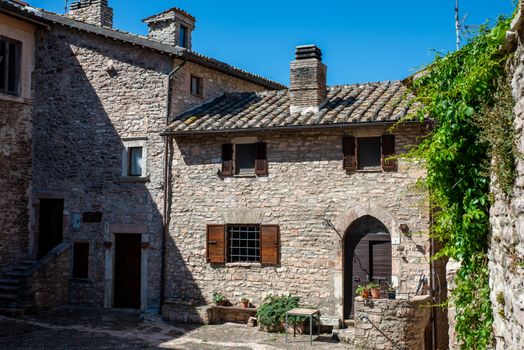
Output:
[343, 215, 392, 319]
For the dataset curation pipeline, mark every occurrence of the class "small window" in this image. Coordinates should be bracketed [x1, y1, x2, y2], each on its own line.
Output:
[179, 25, 188, 48]
[72, 242, 89, 279]
[0, 36, 21, 96]
[190, 75, 203, 97]
[235, 143, 257, 175]
[228, 225, 260, 263]
[128, 147, 143, 176]
[357, 137, 381, 170]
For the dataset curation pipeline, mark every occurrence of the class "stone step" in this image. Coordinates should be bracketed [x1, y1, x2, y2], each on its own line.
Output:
[0, 285, 19, 293]
[0, 278, 20, 286]
[4, 271, 30, 278]
[334, 326, 355, 345]
[0, 293, 18, 301]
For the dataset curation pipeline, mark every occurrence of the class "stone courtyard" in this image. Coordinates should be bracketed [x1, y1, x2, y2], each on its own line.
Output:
[0, 307, 348, 349]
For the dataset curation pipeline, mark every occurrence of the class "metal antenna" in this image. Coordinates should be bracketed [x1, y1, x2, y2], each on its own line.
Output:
[64, 0, 69, 14]
[455, 0, 461, 49]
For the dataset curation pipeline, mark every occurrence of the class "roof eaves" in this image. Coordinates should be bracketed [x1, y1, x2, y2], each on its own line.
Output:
[142, 6, 195, 23]
[0, 0, 48, 27]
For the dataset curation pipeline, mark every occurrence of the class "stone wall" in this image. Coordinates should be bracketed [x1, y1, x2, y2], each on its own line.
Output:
[68, 0, 113, 28]
[488, 8, 524, 349]
[353, 295, 432, 350]
[165, 124, 431, 321]
[0, 99, 32, 271]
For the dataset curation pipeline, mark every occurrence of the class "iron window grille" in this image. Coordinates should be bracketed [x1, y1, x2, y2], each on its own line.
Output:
[228, 225, 260, 263]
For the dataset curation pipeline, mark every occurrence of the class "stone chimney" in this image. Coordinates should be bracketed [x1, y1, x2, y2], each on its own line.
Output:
[142, 8, 196, 49]
[289, 45, 327, 114]
[68, 0, 113, 27]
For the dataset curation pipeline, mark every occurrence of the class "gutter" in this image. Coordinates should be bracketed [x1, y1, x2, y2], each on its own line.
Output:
[161, 119, 433, 137]
[160, 57, 187, 314]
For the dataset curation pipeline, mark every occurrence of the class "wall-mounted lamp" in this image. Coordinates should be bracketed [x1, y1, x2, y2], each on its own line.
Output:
[399, 223, 411, 238]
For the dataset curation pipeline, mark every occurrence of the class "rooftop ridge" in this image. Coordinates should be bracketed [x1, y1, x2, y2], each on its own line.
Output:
[142, 6, 195, 23]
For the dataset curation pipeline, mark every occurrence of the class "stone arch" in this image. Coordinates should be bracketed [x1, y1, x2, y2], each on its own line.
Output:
[334, 204, 400, 243]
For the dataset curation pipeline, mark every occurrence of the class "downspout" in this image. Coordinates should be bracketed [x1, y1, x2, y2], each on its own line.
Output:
[160, 57, 187, 314]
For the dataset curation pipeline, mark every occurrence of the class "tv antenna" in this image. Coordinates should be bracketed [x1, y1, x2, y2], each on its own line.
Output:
[64, 0, 69, 14]
[455, 0, 471, 50]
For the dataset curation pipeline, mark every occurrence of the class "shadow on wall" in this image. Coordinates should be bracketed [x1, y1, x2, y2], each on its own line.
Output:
[32, 27, 204, 310]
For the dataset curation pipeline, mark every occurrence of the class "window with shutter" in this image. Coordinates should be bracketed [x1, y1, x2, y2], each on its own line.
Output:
[381, 134, 397, 171]
[255, 142, 268, 176]
[260, 225, 280, 265]
[222, 144, 234, 176]
[207, 224, 226, 263]
[342, 136, 356, 171]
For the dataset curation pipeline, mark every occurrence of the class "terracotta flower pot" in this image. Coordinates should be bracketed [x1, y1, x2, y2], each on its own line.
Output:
[240, 300, 249, 308]
[371, 288, 381, 299]
[360, 290, 370, 299]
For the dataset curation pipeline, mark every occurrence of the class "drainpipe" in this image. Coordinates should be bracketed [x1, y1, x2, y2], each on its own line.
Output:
[160, 57, 187, 314]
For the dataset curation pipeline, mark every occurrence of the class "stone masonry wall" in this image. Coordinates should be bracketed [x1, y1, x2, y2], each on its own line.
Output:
[353, 295, 431, 349]
[165, 124, 431, 321]
[488, 9, 524, 349]
[0, 99, 32, 271]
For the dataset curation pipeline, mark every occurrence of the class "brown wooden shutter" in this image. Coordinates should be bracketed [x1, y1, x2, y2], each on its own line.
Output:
[381, 134, 397, 171]
[206, 224, 226, 263]
[255, 142, 268, 176]
[260, 225, 279, 265]
[222, 144, 233, 176]
[342, 136, 356, 171]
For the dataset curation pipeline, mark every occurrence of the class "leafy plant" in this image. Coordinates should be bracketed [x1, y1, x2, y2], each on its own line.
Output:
[212, 291, 226, 304]
[406, 15, 514, 349]
[256, 294, 300, 331]
[367, 282, 380, 290]
[355, 285, 369, 295]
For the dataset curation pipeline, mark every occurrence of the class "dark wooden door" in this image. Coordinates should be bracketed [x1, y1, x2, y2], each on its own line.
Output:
[344, 216, 391, 319]
[113, 234, 141, 309]
[38, 199, 64, 259]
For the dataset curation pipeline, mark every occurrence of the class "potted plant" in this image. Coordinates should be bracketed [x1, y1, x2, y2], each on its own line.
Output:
[240, 297, 250, 308]
[385, 282, 396, 300]
[368, 282, 381, 299]
[355, 285, 370, 299]
[212, 291, 227, 306]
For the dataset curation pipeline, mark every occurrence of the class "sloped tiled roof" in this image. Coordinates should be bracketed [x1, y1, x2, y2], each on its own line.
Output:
[166, 81, 422, 134]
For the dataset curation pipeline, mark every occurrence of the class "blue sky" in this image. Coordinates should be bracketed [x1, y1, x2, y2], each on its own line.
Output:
[29, 0, 515, 86]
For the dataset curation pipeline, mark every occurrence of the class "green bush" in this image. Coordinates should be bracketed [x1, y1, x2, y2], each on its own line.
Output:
[256, 294, 300, 331]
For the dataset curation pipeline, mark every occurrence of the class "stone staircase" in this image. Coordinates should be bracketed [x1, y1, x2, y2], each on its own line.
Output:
[0, 259, 39, 316]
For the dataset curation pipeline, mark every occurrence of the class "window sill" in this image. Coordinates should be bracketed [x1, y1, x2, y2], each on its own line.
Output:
[191, 92, 203, 98]
[356, 168, 383, 173]
[233, 173, 257, 178]
[119, 176, 150, 183]
[225, 262, 262, 268]
[0, 92, 30, 104]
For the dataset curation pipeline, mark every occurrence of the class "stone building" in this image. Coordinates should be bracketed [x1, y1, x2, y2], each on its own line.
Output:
[0, 0, 282, 313]
[0, 0, 450, 348]
[162, 44, 447, 347]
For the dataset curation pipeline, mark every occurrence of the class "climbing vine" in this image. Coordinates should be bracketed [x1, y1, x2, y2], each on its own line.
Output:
[407, 16, 514, 349]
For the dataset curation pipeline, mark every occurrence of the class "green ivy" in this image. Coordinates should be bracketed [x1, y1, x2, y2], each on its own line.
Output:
[407, 16, 513, 349]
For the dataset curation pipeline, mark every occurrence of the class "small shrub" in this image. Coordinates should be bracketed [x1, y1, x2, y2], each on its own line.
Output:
[256, 294, 300, 331]
[496, 292, 505, 306]
[212, 291, 226, 304]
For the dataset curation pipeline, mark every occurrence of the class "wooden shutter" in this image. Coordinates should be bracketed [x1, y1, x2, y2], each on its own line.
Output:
[381, 134, 397, 171]
[255, 142, 268, 176]
[222, 144, 233, 176]
[206, 224, 226, 263]
[260, 225, 279, 265]
[342, 136, 356, 171]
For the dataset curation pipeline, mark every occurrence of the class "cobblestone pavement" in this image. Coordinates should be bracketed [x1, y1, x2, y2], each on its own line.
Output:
[0, 307, 349, 349]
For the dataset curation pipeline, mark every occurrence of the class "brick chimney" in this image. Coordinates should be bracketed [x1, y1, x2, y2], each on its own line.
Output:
[289, 45, 327, 114]
[68, 0, 113, 28]
[142, 8, 196, 49]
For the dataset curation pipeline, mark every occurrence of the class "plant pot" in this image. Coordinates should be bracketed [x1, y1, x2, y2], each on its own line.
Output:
[216, 300, 227, 306]
[371, 288, 381, 299]
[388, 291, 396, 300]
[240, 300, 249, 308]
[360, 290, 370, 299]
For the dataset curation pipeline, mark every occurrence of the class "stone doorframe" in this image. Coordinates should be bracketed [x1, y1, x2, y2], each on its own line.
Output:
[331, 204, 402, 320]
[104, 224, 149, 311]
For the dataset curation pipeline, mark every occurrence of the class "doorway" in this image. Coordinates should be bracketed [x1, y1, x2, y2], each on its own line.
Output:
[113, 234, 141, 309]
[38, 199, 64, 259]
[343, 215, 391, 319]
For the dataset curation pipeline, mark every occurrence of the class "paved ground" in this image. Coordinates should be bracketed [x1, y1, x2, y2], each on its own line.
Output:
[0, 307, 349, 349]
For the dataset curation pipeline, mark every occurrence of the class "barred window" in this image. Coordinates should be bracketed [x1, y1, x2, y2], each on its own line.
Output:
[228, 225, 260, 263]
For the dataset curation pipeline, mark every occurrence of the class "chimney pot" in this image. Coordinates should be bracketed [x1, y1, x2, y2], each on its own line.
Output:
[68, 0, 113, 27]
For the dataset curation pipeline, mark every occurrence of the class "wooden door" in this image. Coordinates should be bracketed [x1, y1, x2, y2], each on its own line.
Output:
[113, 234, 141, 309]
[38, 199, 64, 259]
[343, 216, 391, 319]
